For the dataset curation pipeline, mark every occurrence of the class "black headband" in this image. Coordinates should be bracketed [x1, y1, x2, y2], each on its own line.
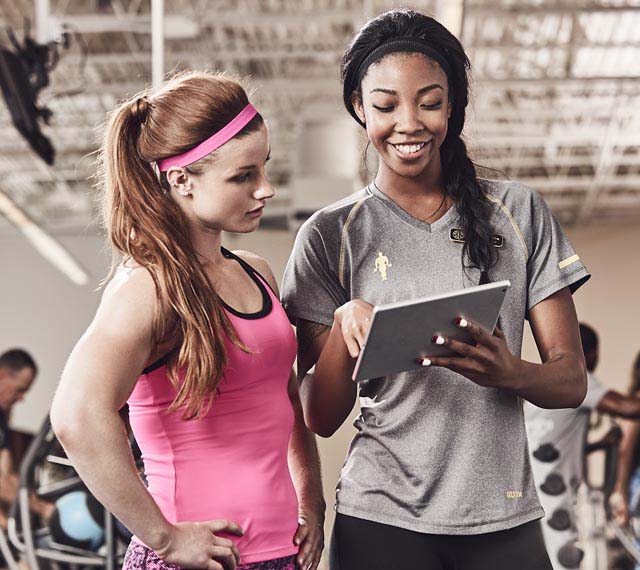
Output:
[346, 38, 452, 126]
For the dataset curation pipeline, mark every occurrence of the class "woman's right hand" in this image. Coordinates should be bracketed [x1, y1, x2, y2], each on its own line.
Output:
[334, 300, 374, 358]
[155, 520, 244, 570]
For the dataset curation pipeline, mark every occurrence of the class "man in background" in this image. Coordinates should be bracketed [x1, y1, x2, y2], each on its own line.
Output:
[0, 349, 41, 529]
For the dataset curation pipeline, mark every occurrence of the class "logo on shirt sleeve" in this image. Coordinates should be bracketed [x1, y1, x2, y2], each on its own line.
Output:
[374, 252, 392, 281]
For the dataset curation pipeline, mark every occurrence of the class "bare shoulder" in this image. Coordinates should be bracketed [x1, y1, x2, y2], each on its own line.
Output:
[93, 264, 161, 342]
[232, 250, 279, 294]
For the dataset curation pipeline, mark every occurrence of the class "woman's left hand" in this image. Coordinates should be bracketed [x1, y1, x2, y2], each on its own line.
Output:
[424, 318, 521, 390]
[293, 506, 324, 570]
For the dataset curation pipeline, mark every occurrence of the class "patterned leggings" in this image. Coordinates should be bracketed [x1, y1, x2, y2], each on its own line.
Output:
[123, 541, 296, 570]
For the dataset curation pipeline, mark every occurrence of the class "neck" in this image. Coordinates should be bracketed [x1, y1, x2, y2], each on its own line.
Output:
[375, 152, 445, 200]
[189, 223, 225, 267]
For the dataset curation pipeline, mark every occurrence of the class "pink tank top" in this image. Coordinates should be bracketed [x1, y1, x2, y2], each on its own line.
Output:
[127, 248, 299, 564]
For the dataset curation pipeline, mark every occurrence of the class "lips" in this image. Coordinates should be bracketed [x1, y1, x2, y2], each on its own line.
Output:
[247, 205, 264, 217]
[389, 140, 431, 159]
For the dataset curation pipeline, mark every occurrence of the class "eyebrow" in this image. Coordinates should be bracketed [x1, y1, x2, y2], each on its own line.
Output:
[235, 147, 272, 171]
[370, 84, 444, 95]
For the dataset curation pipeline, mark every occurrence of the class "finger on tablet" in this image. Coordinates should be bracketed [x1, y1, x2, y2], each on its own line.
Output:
[456, 317, 491, 346]
[441, 337, 476, 358]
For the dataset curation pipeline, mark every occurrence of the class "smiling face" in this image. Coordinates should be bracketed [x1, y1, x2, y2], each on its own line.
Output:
[354, 52, 450, 185]
[167, 124, 275, 233]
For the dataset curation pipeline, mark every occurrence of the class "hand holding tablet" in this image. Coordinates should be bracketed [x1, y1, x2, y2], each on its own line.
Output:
[352, 280, 511, 382]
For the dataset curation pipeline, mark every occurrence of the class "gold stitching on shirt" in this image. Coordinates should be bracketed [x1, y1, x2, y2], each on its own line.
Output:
[559, 254, 580, 269]
[485, 194, 529, 259]
[339, 195, 372, 288]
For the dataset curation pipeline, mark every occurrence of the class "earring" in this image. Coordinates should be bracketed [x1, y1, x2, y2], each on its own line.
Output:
[171, 183, 191, 197]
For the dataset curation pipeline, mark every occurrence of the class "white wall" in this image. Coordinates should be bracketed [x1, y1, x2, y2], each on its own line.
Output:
[0, 232, 111, 432]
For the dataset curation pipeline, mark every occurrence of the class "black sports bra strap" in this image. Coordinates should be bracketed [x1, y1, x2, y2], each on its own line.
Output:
[220, 246, 273, 319]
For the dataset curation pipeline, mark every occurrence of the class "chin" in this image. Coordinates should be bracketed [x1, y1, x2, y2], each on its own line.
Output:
[224, 220, 262, 234]
[389, 160, 432, 179]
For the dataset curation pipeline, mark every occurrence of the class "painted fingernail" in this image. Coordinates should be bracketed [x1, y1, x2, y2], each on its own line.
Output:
[432, 335, 445, 345]
[421, 358, 432, 366]
[456, 318, 468, 328]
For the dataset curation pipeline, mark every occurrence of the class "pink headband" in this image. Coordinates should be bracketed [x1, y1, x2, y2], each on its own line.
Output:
[157, 104, 259, 171]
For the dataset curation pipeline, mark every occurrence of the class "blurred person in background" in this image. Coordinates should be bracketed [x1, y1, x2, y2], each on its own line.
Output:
[0, 349, 53, 530]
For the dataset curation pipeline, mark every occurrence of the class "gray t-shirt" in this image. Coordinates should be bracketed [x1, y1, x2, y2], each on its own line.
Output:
[281, 179, 590, 535]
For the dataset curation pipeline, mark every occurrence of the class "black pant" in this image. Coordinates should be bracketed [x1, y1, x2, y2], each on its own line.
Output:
[329, 513, 553, 570]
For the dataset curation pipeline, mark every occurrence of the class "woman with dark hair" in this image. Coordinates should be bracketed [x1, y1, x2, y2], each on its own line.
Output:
[281, 9, 589, 570]
[50, 71, 324, 570]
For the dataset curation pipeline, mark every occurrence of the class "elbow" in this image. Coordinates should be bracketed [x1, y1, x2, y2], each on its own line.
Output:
[304, 411, 339, 439]
[50, 406, 72, 445]
[569, 361, 588, 409]
[312, 425, 338, 439]
[50, 397, 83, 447]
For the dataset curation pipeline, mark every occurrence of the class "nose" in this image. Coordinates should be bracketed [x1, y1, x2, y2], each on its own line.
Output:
[396, 104, 424, 134]
[254, 177, 276, 201]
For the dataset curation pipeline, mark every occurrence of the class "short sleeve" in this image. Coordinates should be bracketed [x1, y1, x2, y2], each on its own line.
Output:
[281, 218, 349, 327]
[581, 372, 608, 409]
[526, 190, 590, 313]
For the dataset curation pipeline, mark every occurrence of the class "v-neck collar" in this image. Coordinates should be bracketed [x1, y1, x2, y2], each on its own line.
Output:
[367, 183, 459, 234]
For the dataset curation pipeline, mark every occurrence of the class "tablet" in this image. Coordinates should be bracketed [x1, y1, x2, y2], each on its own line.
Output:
[352, 280, 511, 382]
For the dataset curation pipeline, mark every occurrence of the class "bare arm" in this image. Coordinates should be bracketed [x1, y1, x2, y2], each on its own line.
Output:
[296, 319, 357, 437]
[295, 296, 378, 438]
[617, 420, 640, 491]
[0, 448, 17, 504]
[611, 419, 640, 525]
[287, 371, 325, 570]
[597, 392, 640, 419]
[51, 267, 241, 570]
[521, 287, 587, 407]
[51, 267, 171, 550]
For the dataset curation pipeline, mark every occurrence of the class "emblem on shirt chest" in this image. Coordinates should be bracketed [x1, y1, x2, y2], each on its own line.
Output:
[374, 252, 392, 281]
[450, 228, 504, 248]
